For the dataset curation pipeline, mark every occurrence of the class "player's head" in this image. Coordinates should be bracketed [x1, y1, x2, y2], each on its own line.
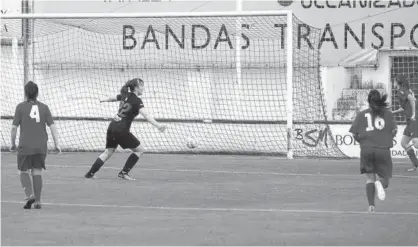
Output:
[25, 81, 38, 101]
[394, 74, 409, 90]
[367, 89, 388, 118]
[132, 78, 144, 95]
[120, 78, 144, 97]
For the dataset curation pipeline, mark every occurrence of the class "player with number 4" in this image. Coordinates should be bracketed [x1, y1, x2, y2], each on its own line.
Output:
[85, 78, 166, 180]
[10, 81, 61, 209]
[349, 89, 397, 213]
[392, 75, 418, 172]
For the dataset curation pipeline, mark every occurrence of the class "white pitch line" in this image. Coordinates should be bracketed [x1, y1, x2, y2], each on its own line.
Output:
[2, 200, 418, 216]
[2, 163, 418, 179]
[45, 164, 418, 179]
[127, 167, 418, 179]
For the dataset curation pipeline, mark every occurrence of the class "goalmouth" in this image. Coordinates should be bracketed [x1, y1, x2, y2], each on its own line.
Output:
[0, 11, 346, 158]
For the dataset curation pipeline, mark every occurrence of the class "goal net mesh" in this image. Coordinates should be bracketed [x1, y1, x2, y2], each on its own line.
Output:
[0, 14, 345, 157]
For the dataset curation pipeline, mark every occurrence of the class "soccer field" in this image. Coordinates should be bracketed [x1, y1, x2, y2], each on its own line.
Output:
[2, 152, 418, 245]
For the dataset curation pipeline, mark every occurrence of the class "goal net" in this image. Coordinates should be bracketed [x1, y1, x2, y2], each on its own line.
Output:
[0, 12, 345, 158]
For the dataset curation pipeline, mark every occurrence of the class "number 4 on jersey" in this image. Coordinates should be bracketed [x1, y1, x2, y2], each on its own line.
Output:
[29, 105, 40, 123]
[365, 113, 385, 131]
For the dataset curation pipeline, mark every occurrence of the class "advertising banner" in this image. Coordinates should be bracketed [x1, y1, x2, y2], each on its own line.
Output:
[293, 124, 416, 158]
[248, 0, 418, 65]
[30, 0, 418, 65]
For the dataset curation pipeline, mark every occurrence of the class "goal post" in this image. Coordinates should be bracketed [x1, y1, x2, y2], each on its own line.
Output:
[286, 12, 293, 159]
[0, 11, 345, 158]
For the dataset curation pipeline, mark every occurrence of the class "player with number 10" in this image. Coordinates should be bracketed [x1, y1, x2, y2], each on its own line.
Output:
[10, 81, 61, 209]
[349, 89, 397, 213]
[85, 78, 166, 180]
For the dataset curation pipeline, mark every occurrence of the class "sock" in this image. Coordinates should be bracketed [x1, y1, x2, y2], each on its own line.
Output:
[88, 158, 105, 175]
[366, 183, 375, 206]
[380, 178, 389, 189]
[121, 153, 139, 173]
[20, 172, 33, 198]
[32, 175, 42, 202]
[406, 148, 418, 167]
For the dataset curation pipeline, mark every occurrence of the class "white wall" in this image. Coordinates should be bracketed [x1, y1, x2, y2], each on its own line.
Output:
[323, 49, 418, 111]
[360, 52, 392, 96]
[321, 66, 350, 119]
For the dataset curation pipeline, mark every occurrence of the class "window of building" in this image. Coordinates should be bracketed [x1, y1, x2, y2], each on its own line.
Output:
[347, 67, 362, 89]
[390, 56, 418, 123]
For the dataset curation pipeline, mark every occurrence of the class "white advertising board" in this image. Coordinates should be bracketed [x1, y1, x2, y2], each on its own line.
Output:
[325, 124, 414, 158]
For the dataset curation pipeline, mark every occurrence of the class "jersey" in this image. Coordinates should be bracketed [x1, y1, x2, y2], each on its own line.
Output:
[111, 92, 144, 131]
[12, 101, 54, 155]
[349, 108, 396, 149]
[397, 88, 416, 120]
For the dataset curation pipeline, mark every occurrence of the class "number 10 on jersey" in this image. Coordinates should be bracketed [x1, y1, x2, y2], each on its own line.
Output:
[365, 113, 385, 131]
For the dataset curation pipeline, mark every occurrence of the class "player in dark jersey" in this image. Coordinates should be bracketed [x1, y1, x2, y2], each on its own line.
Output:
[84, 78, 166, 180]
[392, 75, 418, 172]
[10, 81, 61, 209]
[349, 89, 397, 213]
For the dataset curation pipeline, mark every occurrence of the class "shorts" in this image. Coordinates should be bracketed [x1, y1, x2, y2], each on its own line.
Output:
[106, 124, 140, 149]
[360, 147, 392, 179]
[17, 154, 46, 171]
[403, 120, 418, 138]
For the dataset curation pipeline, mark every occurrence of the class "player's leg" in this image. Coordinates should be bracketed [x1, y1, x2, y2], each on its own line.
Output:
[364, 173, 376, 213]
[85, 148, 116, 178]
[122, 145, 145, 174]
[375, 148, 393, 190]
[118, 132, 143, 180]
[374, 172, 387, 202]
[409, 138, 418, 171]
[30, 154, 47, 209]
[402, 124, 418, 170]
[17, 154, 35, 209]
[373, 148, 393, 202]
[85, 126, 117, 178]
[20, 170, 33, 198]
[407, 122, 418, 171]
[31, 168, 43, 209]
[360, 147, 376, 212]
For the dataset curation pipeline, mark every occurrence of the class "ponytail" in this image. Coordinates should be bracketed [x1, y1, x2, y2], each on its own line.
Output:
[120, 80, 132, 99]
[368, 89, 388, 118]
[119, 78, 144, 99]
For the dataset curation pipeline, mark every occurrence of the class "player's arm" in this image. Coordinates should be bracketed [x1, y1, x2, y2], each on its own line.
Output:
[408, 94, 416, 120]
[10, 104, 21, 151]
[352, 133, 361, 143]
[46, 106, 61, 153]
[49, 124, 61, 152]
[10, 125, 18, 151]
[139, 108, 166, 132]
[349, 114, 362, 142]
[100, 94, 122, 103]
[388, 111, 398, 137]
[100, 97, 119, 103]
[392, 107, 404, 114]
